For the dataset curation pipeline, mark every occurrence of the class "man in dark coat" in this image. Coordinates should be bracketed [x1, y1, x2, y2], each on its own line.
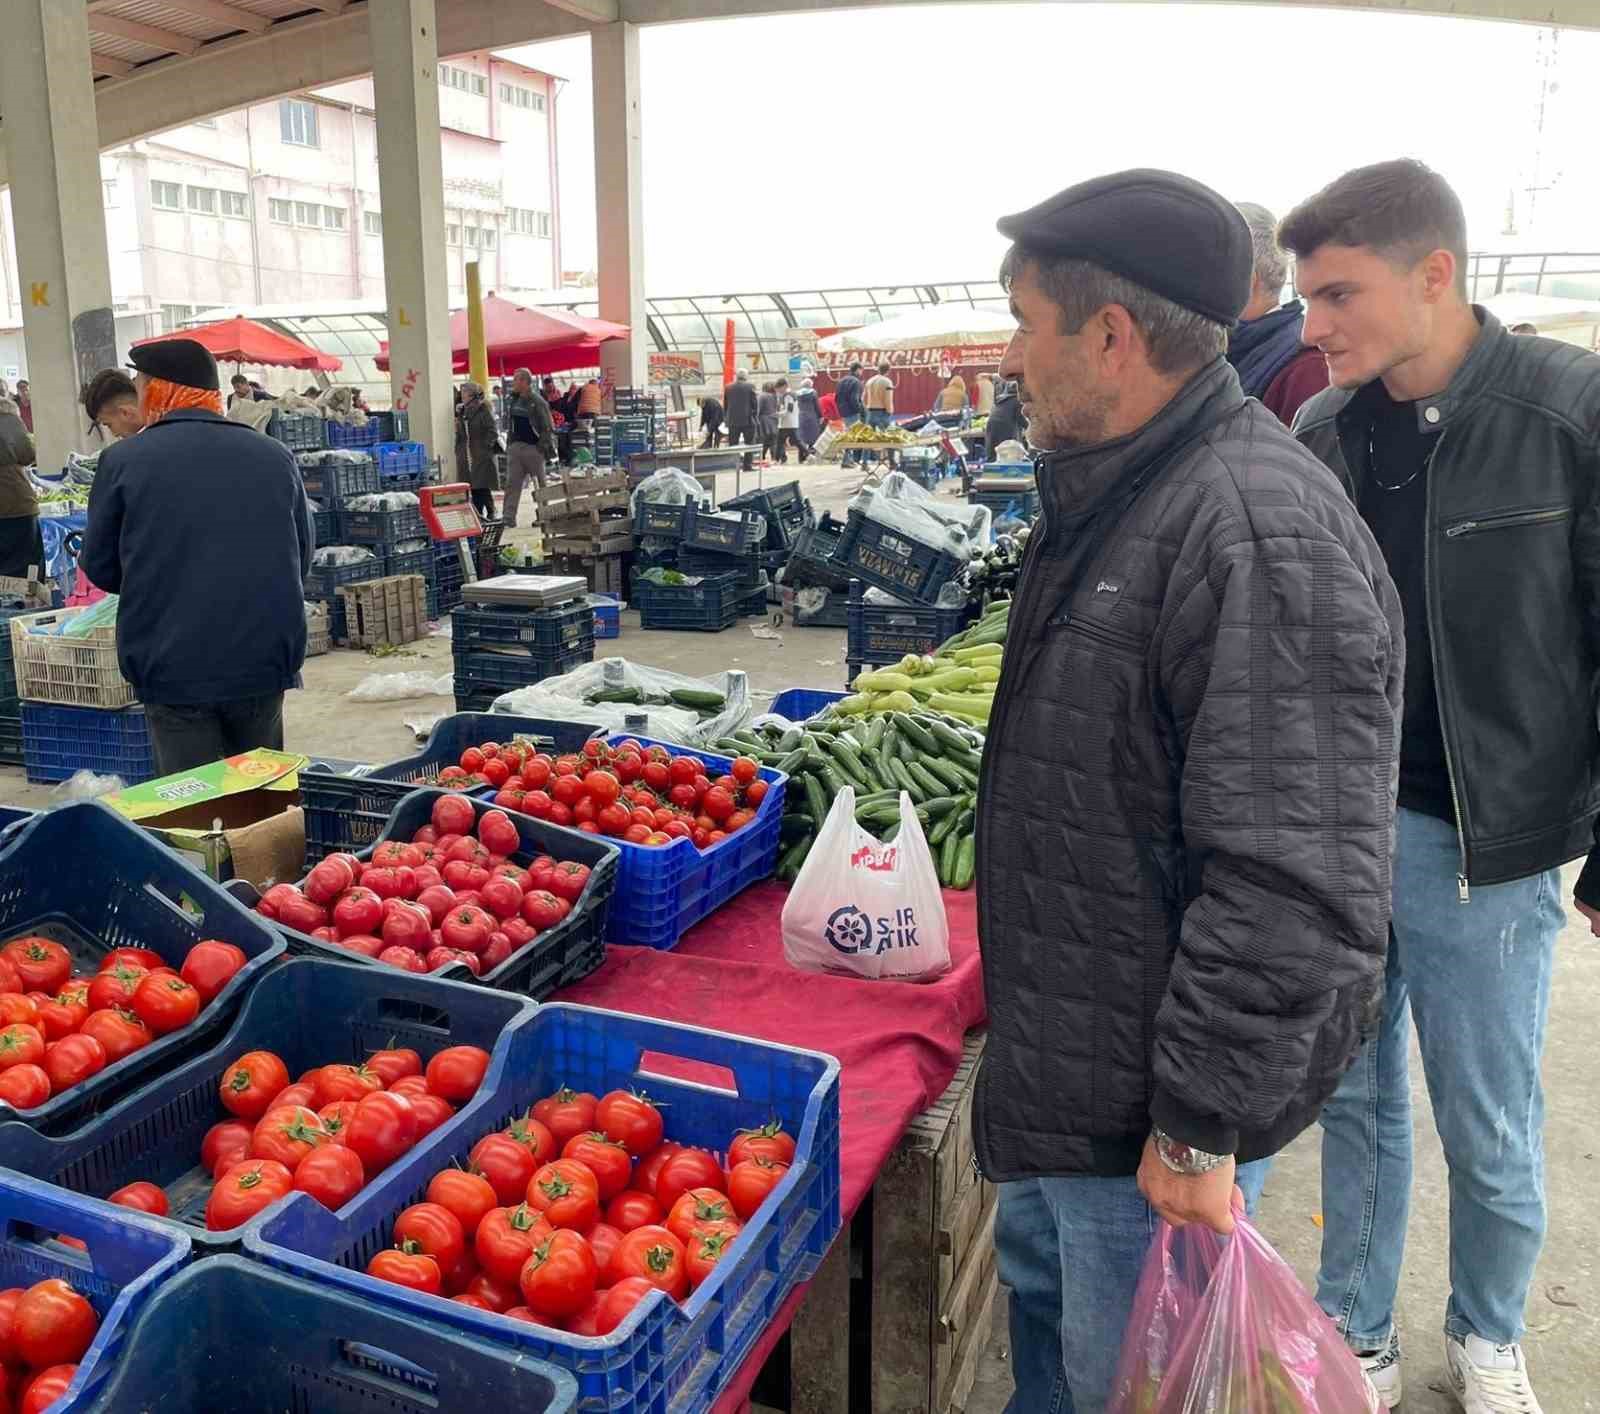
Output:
[81, 339, 311, 774]
[723, 370, 760, 469]
[982, 378, 1025, 458]
[974, 171, 1401, 1413]
[459, 380, 501, 521]
[699, 394, 724, 447]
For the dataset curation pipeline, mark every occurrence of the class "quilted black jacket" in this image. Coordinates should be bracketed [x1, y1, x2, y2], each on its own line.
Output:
[972, 360, 1404, 1179]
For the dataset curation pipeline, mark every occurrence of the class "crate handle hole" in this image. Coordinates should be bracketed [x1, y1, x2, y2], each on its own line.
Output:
[6, 1218, 93, 1267]
[376, 999, 451, 1031]
[336, 1340, 440, 1399]
[141, 878, 205, 928]
[636, 1050, 738, 1095]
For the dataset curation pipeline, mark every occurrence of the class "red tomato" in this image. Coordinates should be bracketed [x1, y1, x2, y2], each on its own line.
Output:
[0, 1024, 44, 1071]
[474, 1203, 553, 1283]
[0, 1063, 50, 1109]
[744, 779, 769, 807]
[520, 890, 566, 932]
[408, 1092, 456, 1139]
[654, 1148, 727, 1216]
[548, 863, 590, 903]
[378, 945, 429, 974]
[526, 1158, 600, 1231]
[479, 758, 511, 789]
[532, 1088, 597, 1145]
[275, 892, 329, 934]
[476, 809, 521, 857]
[463, 1270, 521, 1313]
[502, 1113, 556, 1164]
[178, 940, 246, 1004]
[218, 1049, 290, 1119]
[596, 1275, 657, 1335]
[426, 1169, 498, 1237]
[250, 1105, 328, 1170]
[594, 1091, 664, 1157]
[432, 794, 476, 837]
[583, 1220, 623, 1285]
[596, 804, 632, 837]
[317, 1100, 358, 1146]
[518, 1228, 597, 1320]
[106, 1181, 169, 1216]
[460, 747, 487, 774]
[729, 755, 759, 786]
[200, 1119, 254, 1176]
[130, 973, 200, 1036]
[686, 1225, 738, 1289]
[205, 1159, 294, 1230]
[332, 888, 385, 938]
[345, 1091, 416, 1173]
[304, 855, 357, 906]
[667, 756, 699, 787]
[365, 866, 419, 903]
[78, 1010, 150, 1065]
[21, 1364, 79, 1414]
[3, 939, 71, 994]
[478, 877, 523, 923]
[606, 1190, 662, 1233]
[564, 1289, 608, 1336]
[0, 994, 38, 1029]
[313, 1063, 384, 1107]
[622, 824, 651, 845]
[371, 841, 424, 871]
[550, 774, 583, 809]
[293, 1145, 366, 1209]
[393, 1201, 466, 1277]
[469, 1133, 536, 1206]
[702, 787, 735, 823]
[365, 1047, 421, 1088]
[630, 1141, 683, 1197]
[279, 1081, 324, 1109]
[605, 1224, 688, 1299]
[29, 992, 80, 1043]
[414, 885, 456, 928]
[85, 964, 145, 1014]
[561, 1132, 632, 1200]
[666, 1188, 736, 1247]
[727, 1120, 797, 1169]
[426, 1045, 490, 1102]
[379, 901, 433, 952]
[724, 810, 755, 833]
[366, 1249, 442, 1294]
[728, 1157, 790, 1220]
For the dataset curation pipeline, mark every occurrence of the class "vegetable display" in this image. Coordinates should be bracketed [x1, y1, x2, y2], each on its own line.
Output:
[0, 1277, 101, 1413]
[0, 937, 248, 1111]
[363, 1087, 795, 1336]
[254, 801, 592, 975]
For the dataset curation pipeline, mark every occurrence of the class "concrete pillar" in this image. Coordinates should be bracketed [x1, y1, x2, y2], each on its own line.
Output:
[0, 0, 117, 468]
[591, 23, 647, 392]
[369, 0, 453, 462]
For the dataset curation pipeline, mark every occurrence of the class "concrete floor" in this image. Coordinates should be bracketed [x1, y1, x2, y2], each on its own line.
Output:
[3, 456, 1595, 1411]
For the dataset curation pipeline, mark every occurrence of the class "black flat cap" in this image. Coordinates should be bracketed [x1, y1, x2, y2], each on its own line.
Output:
[998, 169, 1252, 326]
[128, 338, 220, 391]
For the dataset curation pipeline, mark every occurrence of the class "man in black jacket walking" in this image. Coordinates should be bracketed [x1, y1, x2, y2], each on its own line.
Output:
[834, 361, 865, 465]
[975, 171, 1402, 1414]
[722, 370, 759, 470]
[1284, 159, 1599, 1414]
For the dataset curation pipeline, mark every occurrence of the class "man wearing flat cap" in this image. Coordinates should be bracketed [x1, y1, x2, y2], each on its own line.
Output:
[81, 338, 311, 773]
[969, 169, 1403, 1411]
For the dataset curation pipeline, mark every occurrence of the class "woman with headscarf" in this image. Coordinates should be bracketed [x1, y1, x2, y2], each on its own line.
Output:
[756, 382, 779, 462]
[0, 390, 42, 580]
[459, 381, 501, 520]
[796, 378, 823, 460]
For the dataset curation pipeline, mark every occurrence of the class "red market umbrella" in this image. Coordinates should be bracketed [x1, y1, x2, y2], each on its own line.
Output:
[134, 315, 342, 372]
[375, 294, 629, 376]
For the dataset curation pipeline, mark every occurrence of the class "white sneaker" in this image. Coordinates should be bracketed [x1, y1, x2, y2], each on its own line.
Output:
[1358, 1331, 1403, 1409]
[1445, 1333, 1544, 1414]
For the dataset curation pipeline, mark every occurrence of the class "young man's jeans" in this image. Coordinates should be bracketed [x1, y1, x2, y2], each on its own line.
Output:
[1317, 806, 1561, 1349]
[864, 408, 896, 465]
[997, 1161, 1268, 1413]
[841, 412, 864, 465]
[145, 692, 285, 776]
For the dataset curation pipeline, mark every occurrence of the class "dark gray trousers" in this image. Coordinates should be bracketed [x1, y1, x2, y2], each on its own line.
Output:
[144, 692, 286, 775]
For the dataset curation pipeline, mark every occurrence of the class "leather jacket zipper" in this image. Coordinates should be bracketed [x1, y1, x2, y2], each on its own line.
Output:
[1443, 506, 1570, 539]
[1423, 430, 1471, 902]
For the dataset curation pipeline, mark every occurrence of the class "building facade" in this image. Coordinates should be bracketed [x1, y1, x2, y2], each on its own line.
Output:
[0, 51, 560, 380]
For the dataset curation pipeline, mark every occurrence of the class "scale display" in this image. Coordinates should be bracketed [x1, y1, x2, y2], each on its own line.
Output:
[420, 483, 482, 541]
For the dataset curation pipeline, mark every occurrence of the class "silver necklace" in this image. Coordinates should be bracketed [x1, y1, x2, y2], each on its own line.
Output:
[1367, 429, 1436, 494]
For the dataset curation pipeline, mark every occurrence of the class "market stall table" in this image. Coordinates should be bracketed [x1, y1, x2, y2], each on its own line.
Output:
[553, 878, 987, 1413]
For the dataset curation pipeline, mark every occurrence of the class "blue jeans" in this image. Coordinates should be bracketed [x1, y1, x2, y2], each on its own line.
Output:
[1316, 807, 1561, 1348]
[997, 1161, 1269, 1414]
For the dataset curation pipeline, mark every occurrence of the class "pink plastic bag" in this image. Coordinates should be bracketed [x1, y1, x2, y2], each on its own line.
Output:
[1109, 1218, 1378, 1414]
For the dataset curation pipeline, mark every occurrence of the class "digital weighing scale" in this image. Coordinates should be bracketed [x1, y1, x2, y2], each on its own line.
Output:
[423, 482, 586, 610]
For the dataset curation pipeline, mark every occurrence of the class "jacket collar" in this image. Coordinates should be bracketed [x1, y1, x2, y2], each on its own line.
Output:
[149, 408, 229, 427]
[1337, 305, 1504, 435]
[1035, 357, 1244, 529]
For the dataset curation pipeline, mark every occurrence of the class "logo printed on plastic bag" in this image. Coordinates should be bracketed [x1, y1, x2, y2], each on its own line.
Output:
[849, 841, 898, 872]
[824, 905, 921, 956]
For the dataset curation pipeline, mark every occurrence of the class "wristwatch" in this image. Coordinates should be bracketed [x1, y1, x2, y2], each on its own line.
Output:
[1153, 1128, 1230, 1176]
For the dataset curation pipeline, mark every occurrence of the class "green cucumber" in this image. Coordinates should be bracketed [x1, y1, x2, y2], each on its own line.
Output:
[864, 715, 888, 753]
[777, 726, 804, 753]
[803, 772, 829, 825]
[895, 713, 940, 755]
[939, 828, 961, 887]
[905, 760, 947, 800]
[669, 687, 727, 711]
[776, 836, 812, 881]
[928, 805, 963, 847]
[922, 757, 973, 794]
[779, 812, 814, 842]
[953, 834, 976, 889]
[926, 719, 975, 754]
[921, 795, 963, 819]
[886, 757, 924, 802]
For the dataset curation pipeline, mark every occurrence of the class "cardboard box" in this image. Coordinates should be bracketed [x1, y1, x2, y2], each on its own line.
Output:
[102, 749, 309, 886]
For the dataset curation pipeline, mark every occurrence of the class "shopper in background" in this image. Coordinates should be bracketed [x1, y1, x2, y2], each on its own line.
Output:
[227, 374, 253, 410]
[502, 366, 557, 530]
[983, 378, 1025, 459]
[1285, 158, 1600, 1414]
[699, 392, 724, 447]
[975, 170, 1401, 1414]
[774, 378, 806, 463]
[84, 369, 144, 443]
[818, 385, 839, 424]
[576, 377, 603, 421]
[863, 362, 897, 465]
[975, 372, 998, 416]
[14, 381, 31, 434]
[724, 369, 760, 470]
[936, 371, 969, 412]
[458, 379, 501, 522]
[796, 378, 823, 456]
[756, 381, 779, 461]
[453, 386, 471, 487]
[1226, 201, 1329, 427]
[0, 389, 41, 579]
[835, 360, 866, 466]
[81, 339, 310, 774]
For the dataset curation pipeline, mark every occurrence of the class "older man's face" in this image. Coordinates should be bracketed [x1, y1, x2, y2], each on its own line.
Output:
[513, 372, 532, 395]
[1000, 260, 1115, 451]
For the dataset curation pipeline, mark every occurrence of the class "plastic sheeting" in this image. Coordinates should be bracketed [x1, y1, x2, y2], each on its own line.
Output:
[846, 470, 990, 557]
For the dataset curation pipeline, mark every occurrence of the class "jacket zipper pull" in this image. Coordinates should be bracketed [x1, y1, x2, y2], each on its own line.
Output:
[1458, 874, 1471, 904]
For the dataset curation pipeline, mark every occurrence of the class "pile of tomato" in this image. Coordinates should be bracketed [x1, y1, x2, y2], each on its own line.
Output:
[0, 935, 248, 1112]
[0, 1277, 101, 1413]
[448, 736, 770, 853]
[254, 798, 592, 978]
[363, 1085, 795, 1337]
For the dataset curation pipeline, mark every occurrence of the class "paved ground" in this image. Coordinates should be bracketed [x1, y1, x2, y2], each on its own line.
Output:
[4, 454, 1595, 1411]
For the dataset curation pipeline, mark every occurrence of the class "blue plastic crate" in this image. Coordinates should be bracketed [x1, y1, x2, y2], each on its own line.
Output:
[0, 706, 23, 766]
[374, 440, 428, 476]
[453, 645, 594, 696]
[454, 689, 500, 713]
[832, 507, 970, 605]
[678, 543, 762, 589]
[298, 712, 602, 859]
[0, 801, 287, 1130]
[846, 580, 974, 665]
[682, 506, 766, 555]
[247, 1004, 841, 1414]
[380, 467, 432, 495]
[768, 688, 847, 722]
[298, 452, 380, 503]
[244, 786, 616, 997]
[370, 410, 410, 443]
[268, 411, 325, 451]
[384, 546, 434, 581]
[0, 1171, 189, 1413]
[0, 958, 536, 1248]
[719, 481, 809, 551]
[325, 419, 382, 449]
[635, 500, 689, 539]
[21, 703, 155, 785]
[67, 1256, 576, 1413]
[590, 733, 785, 950]
[970, 484, 1040, 527]
[305, 553, 385, 603]
[310, 504, 339, 547]
[343, 500, 426, 547]
[451, 600, 595, 656]
[588, 593, 621, 639]
[633, 572, 743, 633]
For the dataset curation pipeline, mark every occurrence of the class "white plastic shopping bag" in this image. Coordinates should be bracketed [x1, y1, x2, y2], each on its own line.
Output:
[781, 786, 952, 981]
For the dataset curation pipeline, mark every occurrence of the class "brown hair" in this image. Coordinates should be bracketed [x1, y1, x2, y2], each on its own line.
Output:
[1279, 159, 1468, 294]
[84, 368, 138, 421]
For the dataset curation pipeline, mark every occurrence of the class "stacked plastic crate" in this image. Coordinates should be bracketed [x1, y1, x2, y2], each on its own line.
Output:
[0, 601, 28, 765]
[297, 451, 387, 642]
[450, 597, 595, 712]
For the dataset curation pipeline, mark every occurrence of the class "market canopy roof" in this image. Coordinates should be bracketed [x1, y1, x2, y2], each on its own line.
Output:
[374, 295, 629, 375]
[133, 315, 342, 372]
[817, 303, 1017, 352]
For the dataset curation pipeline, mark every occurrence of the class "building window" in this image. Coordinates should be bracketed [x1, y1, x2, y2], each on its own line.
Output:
[268, 198, 293, 224]
[187, 186, 216, 215]
[438, 65, 450, 86]
[160, 303, 193, 333]
[464, 224, 479, 248]
[498, 82, 511, 103]
[481, 226, 496, 250]
[323, 206, 346, 231]
[280, 98, 320, 148]
[531, 90, 546, 113]
[446, 223, 460, 246]
[471, 74, 487, 96]
[535, 211, 552, 238]
[151, 180, 182, 211]
[363, 211, 383, 236]
[220, 191, 249, 218]
[102, 179, 118, 206]
[293, 201, 320, 227]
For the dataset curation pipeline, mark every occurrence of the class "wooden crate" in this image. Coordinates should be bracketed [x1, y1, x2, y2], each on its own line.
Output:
[336, 574, 428, 649]
[304, 602, 331, 657]
[534, 471, 629, 523]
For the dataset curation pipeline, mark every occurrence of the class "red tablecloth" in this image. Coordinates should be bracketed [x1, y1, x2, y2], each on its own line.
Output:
[552, 879, 987, 1412]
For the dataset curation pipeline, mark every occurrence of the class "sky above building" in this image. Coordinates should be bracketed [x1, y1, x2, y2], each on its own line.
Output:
[507, 3, 1599, 293]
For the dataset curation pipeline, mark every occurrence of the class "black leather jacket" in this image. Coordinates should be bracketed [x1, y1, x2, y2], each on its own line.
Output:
[1294, 309, 1600, 896]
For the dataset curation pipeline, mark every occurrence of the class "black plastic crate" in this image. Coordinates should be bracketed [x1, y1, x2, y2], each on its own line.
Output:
[304, 554, 384, 603]
[370, 410, 410, 442]
[299, 454, 380, 503]
[0, 705, 24, 766]
[453, 644, 594, 696]
[832, 507, 969, 605]
[791, 583, 851, 628]
[636, 500, 689, 538]
[454, 690, 500, 713]
[720, 481, 809, 550]
[683, 506, 766, 555]
[678, 542, 762, 589]
[342, 501, 425, 547]
[785, 514, 851, 592]
[451, 600, 595, 656]
[847, 580, 973, 662]
[269, 412, 325, 451]
[383, 546, 433, 580]
[310, 506, 339, 547]
[737, 581, 771, 619]
[633, 571, 743, 632]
